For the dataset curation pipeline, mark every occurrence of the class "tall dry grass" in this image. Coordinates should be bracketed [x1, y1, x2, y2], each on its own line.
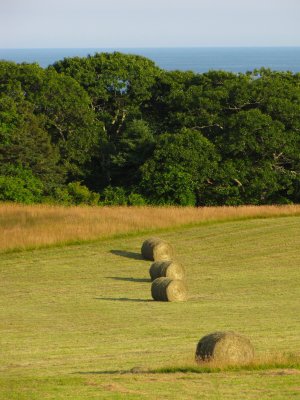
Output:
[1, 203, 300, 253]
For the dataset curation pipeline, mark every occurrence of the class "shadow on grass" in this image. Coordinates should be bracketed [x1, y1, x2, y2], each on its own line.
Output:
[74, 361, 300, 375]
[75, 367, 147, 375]
[95, 297, 152, 302]
[75, 370, 121, 375]
[110, 250, 144, 260]
[106, 276, 151, 283]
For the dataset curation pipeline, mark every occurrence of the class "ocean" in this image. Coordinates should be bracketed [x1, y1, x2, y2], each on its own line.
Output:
[0, 47, 300, 73]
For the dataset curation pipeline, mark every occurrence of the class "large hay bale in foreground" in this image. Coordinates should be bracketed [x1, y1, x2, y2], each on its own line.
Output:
[195, 331, 254, 364]
[151, 277, 187, 302]
[141, 238, 174, 261]
[149, 260, 185, 281]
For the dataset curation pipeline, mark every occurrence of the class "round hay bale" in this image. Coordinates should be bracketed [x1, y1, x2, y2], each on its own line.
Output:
[151, 277, 187, 302]
[149, 260, 185, 281]
[195, 331, 254, 364]
[141, 238, 174, 261]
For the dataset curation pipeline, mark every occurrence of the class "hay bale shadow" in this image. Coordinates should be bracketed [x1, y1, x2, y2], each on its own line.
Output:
[75, 370, 121, 375]
[106, 276, 151, 283]
[110, 250, 143, 260]
[75, 367, 147, 375]
[95, 297, 152, 302]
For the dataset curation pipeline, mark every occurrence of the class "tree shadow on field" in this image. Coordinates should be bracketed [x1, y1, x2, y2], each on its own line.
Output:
[110, 250, 144, 260]
[106, 276, 151, 283]
[95, 297, 152, 303]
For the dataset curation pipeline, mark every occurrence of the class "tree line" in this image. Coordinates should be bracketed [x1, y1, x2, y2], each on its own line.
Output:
[1, 52, 300, 205]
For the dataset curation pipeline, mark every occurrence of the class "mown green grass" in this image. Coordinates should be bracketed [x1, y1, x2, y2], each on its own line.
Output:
[1, 216, 300, 399]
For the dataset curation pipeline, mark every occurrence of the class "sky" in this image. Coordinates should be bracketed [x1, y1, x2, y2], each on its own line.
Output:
[1, 0, 300, 48]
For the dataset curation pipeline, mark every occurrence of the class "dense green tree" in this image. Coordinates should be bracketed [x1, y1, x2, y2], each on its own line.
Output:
[0, 61, 101, 181]
[0, 165, 44, 204]
[140, 128, 219, 205]
[1, 56, 300, 205]
[0, 84, 61, 194]
[109, 119, 155, 186]
[145, 69, 300, 204]
[35, 68, 102, 178]
[52, 53, 161, 186]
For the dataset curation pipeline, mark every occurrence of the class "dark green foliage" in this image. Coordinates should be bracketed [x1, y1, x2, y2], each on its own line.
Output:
[140, 129, 218, 205]
[101, 186, 128, 205]
[53, 53, 160, 188]
[0, 83, 61, 194]
[0, 61, 101, 181]
[127, 192, 146, 206]
[0, 56, 300, 205]
[99, 186, 146, 206]
[108, 119, 155, 188]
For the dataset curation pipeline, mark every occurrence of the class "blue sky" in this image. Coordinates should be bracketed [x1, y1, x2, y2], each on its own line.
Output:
[1, 0, 300, 48]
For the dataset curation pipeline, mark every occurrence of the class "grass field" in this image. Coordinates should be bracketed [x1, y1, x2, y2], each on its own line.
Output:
[1, 214, 300, 399]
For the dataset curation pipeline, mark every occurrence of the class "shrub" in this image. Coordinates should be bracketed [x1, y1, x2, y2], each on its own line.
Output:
[0, 166, 43, 204]
[127, 192, 146, 206]
[66, 181, 99, 205]
[101, 186, 128, 205]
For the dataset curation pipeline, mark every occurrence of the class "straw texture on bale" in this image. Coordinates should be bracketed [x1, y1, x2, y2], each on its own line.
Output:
[149, 260, 185, 281]
[141, 237, 174, 261]
[151, 277, 187, 302]
[195, 331, 255, 364]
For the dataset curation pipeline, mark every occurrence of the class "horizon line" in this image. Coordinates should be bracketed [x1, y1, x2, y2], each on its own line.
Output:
[1, 45, 300, 50]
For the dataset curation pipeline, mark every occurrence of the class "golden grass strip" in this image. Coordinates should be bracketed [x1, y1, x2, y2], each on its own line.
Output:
[0, 203, 300, 253]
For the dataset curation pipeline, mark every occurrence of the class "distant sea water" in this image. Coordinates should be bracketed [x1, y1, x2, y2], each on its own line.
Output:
[0, 47, 300, 73]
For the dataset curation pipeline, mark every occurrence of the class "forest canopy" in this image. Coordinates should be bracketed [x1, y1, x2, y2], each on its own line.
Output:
[1, 52, 300, 205]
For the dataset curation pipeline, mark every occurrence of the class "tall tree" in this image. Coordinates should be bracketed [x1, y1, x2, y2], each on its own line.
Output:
[53, 52, 161, 187]
[140, 128, 219, 205]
